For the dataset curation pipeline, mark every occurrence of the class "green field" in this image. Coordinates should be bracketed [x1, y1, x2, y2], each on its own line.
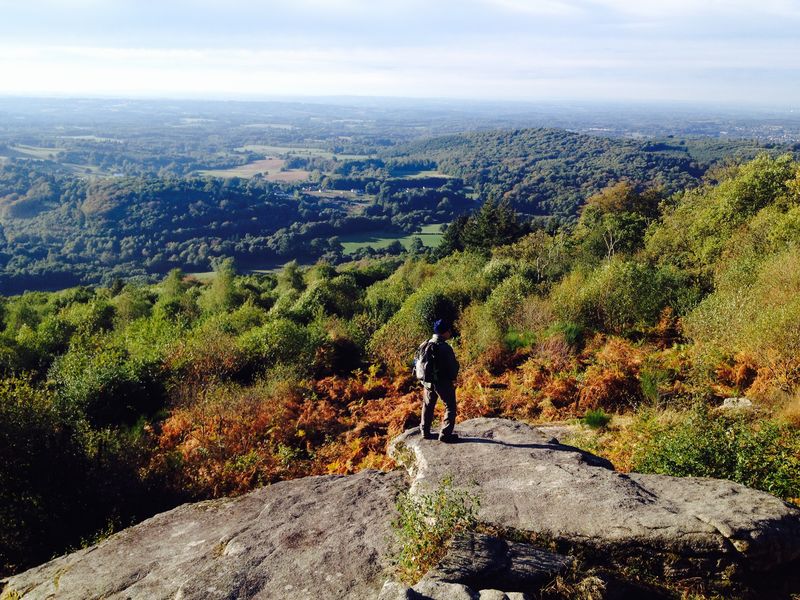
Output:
[402, 169, 453, 179]
[198, 157, 311, 181]
[340, 223, 444, 254]
[238, 144, 371, 160]
[10, 145, 61, 159]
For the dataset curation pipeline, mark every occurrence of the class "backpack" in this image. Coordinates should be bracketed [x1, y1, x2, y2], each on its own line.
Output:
[413, 339, 438, 383]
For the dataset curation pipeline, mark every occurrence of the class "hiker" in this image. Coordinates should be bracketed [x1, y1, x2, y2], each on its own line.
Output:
[414, 319, 460, 443]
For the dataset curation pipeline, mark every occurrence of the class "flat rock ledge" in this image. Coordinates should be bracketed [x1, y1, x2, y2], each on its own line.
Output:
[2, 470, 405, 600]
[389, 418, 800, 578]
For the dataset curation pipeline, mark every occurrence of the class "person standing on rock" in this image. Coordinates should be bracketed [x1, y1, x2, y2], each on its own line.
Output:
[414, 319, 460, 443]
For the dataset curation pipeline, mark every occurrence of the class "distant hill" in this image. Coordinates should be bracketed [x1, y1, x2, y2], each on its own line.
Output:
[397, 128, 790, 218]
[0, 128, 792, 292]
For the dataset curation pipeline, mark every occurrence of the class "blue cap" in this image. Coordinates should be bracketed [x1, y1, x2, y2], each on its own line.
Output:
[433, 319, 450, 334]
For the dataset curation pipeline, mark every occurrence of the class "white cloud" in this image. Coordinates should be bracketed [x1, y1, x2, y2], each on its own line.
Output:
[1, 37, 799, 103]
[480, 0, 583, 16]
[0, 1, 799, 103]
[584, 0, 800, 19]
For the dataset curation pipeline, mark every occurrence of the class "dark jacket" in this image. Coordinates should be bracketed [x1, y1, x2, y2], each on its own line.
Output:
[430, 334, 459, 383]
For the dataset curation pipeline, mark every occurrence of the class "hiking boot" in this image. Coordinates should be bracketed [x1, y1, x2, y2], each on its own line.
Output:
[421, 430, 437, 440]
[439, 433, 459, 443]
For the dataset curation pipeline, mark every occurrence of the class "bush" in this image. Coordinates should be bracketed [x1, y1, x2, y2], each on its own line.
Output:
[392, 476, 480, 584]
[484, 274, 535, 333]
[582, 408, 611, 429]
[111, 286, 153, 324]
[369, 252, 489, 370]
[201, 257, 241, 313]
[49, 335, 164, 426]
[552, 259, 699, 335]
[633, 406, 800, 501]
[60, 299, 116, 334]
[290, 273, 362, 321]
[0, 377, 167, 576]
[686, 246, 800, 393]
[457, 303, 504, 364]
[548, 321, 585, 349]
[208, 301, 269, 335]
[238, 318, 324, 376]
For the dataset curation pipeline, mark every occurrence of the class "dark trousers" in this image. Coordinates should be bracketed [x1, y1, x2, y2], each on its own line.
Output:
[421, 380, 457, 437]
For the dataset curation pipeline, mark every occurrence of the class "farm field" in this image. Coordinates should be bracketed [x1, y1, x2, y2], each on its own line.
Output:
[238, 144, 372, 160]
[339, 222, 444, 254]
[9, 145, 61, 159]
[304, 189, 373, 214]
[0, 146, 113, 176]
[402, 169, 453, 179]
[198, 157, 311, 182]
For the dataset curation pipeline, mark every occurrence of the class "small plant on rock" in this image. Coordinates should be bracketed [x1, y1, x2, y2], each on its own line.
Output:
[392, 476, 480, 584]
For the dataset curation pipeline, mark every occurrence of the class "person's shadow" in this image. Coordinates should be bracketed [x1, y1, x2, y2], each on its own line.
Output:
[415, 432, 614, 469]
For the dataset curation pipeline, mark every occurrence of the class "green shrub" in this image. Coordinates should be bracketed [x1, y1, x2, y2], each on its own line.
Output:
[504, 329, 537, 351]
[360, 258, 439, 334]
[458, 302, 504, 362]
[371, 287, 460, 370]
[290, 273, 361, 321]
[582, 408, 611, 429]
[208, 301, 269, 335]
[646, 154, 798, 276]
[238, 318, 323, 375]
[268, 288, 301, 318]
[638, 363, 672, 406]
[201, 257, 242, 313]
[551, 259, 699, 334]
[686, 246, 800, 391]
[0, 377, 167, 576]
[49, 335, 164, 426]
[111, 286, 154, 324]
[60, 300, 116, 334]
[369, 252, 489, 370]
[633, 406, 800, 501]
[485, 274, 535, 332]
[482, 257, 516, 287]
[392, 476, 480, 584]
[547, 322, 586, 349]
[3, 295, 44, 333]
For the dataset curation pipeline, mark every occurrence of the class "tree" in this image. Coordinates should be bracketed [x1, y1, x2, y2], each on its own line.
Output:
[574, 182, 661, 262]
[409, 237, 426, 256]
[436, 215, 468, 257]
[461, 197, 523, 253]
[203, 257, 239, 313]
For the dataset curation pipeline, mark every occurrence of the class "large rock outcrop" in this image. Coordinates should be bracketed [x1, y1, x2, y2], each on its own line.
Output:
[2, 470, 405, 600]
[4, 417, 800, 599]
[390, 418, 800, 577]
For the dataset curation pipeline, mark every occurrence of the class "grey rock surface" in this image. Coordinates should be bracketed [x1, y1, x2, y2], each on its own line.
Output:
[389, 417, 800, 574]
[423, 532, 571, 591]
[477, 590, 508, 600]
[378, 580, 420, 600]
[474, 592, 531, 600]
[412, 580, 479, 600]
[2, 470, 405, 600]
[721, 397, 754, 411]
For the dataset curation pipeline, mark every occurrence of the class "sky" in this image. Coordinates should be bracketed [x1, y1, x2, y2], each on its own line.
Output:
[0, 0, 799, 105]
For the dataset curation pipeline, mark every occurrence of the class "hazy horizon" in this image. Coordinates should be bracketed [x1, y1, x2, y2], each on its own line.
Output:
[1, 0, 799, 105]
[0, 90, 800, 114]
